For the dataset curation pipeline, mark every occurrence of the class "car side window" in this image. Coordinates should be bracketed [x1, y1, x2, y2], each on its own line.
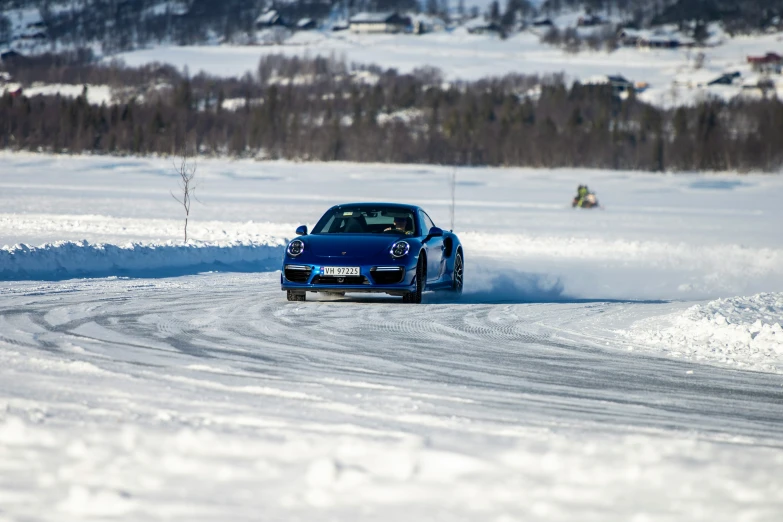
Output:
[421, 211, 435, 232]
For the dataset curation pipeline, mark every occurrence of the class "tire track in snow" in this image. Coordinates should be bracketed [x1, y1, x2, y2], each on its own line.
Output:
[2, 273, 783, 442]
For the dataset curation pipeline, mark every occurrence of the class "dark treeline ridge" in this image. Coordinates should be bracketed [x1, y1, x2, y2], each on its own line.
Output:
[2, 51, 783, 171]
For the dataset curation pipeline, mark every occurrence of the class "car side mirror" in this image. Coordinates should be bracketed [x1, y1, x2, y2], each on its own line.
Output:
[428, 226, 443, 237]
[296, 225, 308, 236]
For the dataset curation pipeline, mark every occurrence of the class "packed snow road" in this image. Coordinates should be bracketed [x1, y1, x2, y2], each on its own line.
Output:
[2, 273, 783, 521]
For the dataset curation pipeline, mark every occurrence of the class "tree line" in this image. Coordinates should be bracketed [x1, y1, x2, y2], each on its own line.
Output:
[2, 52, 783, 171]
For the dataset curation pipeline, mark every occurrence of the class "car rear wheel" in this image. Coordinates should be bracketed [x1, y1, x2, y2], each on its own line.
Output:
[287, 291, 306, 302]
[452, 251, 464, 294]
[403, 257, 425, 304]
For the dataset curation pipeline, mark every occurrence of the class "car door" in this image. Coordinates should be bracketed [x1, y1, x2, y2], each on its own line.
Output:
[420, 211, 444, 282]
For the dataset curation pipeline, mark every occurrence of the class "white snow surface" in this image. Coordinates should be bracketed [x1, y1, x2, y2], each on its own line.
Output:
[624, 292, 783, 373]
[1, 152, 783, 520]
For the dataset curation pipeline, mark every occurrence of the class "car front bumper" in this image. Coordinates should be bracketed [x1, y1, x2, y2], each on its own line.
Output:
[281, 263, 416, 294]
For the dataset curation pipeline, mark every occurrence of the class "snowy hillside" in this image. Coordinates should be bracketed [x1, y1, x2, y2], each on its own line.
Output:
[110, 22, 783, 108]
[3, 2, 783, 108]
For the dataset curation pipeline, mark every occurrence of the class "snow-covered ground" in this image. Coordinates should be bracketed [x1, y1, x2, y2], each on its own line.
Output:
[1, 152, 783, 520]
[622, 293, 783, 374]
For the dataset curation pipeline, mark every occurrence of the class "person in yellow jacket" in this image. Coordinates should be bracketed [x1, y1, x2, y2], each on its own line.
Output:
[572, 185, 599, 208]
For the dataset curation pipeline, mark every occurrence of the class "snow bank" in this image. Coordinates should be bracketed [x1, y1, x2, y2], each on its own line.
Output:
[623, 293, 783, 373]
[22, 84, 113, 106]
[0, 240, 286, 281]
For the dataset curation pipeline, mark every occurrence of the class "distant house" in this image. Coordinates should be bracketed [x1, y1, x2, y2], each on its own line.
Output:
[409, 14, 447, 34]
[19, 32, 47, 40]
[618, 29, 689, 49]
[532, 18, 553, 27]
[577, 14, 604, 27]
[256, 10, 287, 29]
[741, 75, 776, 93]
[585, 74, 637, 96]
[1, 79, 22, 97]
[747, 53, 783, 73]
[606, 74, 635, 94]
[349, 12, 410, 34]
[468, 22, 503, 35]
[0, 50, 24, 64]
[296, 18, 316, 31]
[708, 71, 741, 86]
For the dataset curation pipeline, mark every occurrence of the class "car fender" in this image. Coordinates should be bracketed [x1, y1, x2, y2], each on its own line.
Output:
[444, 235, 463, 277]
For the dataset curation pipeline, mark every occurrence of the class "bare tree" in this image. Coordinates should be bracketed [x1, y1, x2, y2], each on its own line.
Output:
[171, 153, 197, 243]
[450, 168, 456, 231]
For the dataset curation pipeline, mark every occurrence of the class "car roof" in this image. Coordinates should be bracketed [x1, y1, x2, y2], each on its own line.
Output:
[334, 202, 421, 211]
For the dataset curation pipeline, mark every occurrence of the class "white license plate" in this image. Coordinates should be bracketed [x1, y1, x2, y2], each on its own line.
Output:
[322, 266, 360, 276]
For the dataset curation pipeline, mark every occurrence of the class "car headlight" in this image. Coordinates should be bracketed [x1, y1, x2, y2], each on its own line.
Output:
[287, 239, 305, 257]
[390, 240, 410, 258]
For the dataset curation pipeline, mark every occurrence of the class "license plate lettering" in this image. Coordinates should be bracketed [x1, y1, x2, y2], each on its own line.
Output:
[322, 266, 360, 276]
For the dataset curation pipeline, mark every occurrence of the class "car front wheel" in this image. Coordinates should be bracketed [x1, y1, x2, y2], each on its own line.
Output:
[403, 257, 425, 304]
[287, 290, 306, 302]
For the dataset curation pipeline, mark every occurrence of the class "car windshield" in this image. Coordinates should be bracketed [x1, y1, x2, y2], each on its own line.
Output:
[312, 206, 417, 235]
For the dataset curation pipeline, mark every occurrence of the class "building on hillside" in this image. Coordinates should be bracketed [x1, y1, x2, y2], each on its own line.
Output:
[577, 14, 604, 27]
[409, 14, 447, 34]
[747, 53, 783, 74]
[467, 22, 503, 35]
[18, 32, 47, 41]
[0, 50, 24, 64]
[606, 74, 635, 94]
[296, 18, 317, 31]
[585, 74, 638, 97]
[1, 75, 22, 97]
[618, 29, 691, 49]
[708, 71, 741, 86]
[5, 86, 23, 97]
[256, 10, 287, 29]
[349, 12, 410, 34]
[741, 75, 777, 94]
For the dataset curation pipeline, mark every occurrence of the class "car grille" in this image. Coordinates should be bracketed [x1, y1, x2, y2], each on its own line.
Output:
[284, 265, 312, 283]
[311, 275, 369, 285]
[371, 267, 404, 284]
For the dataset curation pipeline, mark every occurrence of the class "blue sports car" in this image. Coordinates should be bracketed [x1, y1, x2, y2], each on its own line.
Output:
[281, 203, 464, 303]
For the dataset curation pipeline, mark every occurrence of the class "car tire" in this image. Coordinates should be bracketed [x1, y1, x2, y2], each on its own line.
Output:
[403, 257, 425, 304]
[287, 290, 306, 302]
[451, 251, 464, 294]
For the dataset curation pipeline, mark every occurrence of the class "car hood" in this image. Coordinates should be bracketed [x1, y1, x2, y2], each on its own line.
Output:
[303, 234, 404, 260]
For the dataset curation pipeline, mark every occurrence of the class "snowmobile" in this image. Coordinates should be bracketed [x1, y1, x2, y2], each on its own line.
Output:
[572, 185, 600, 209]
[572, 192, 599, 209]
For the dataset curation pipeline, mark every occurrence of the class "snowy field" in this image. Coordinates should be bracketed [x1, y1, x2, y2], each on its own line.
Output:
[2, 152, 783, 520]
